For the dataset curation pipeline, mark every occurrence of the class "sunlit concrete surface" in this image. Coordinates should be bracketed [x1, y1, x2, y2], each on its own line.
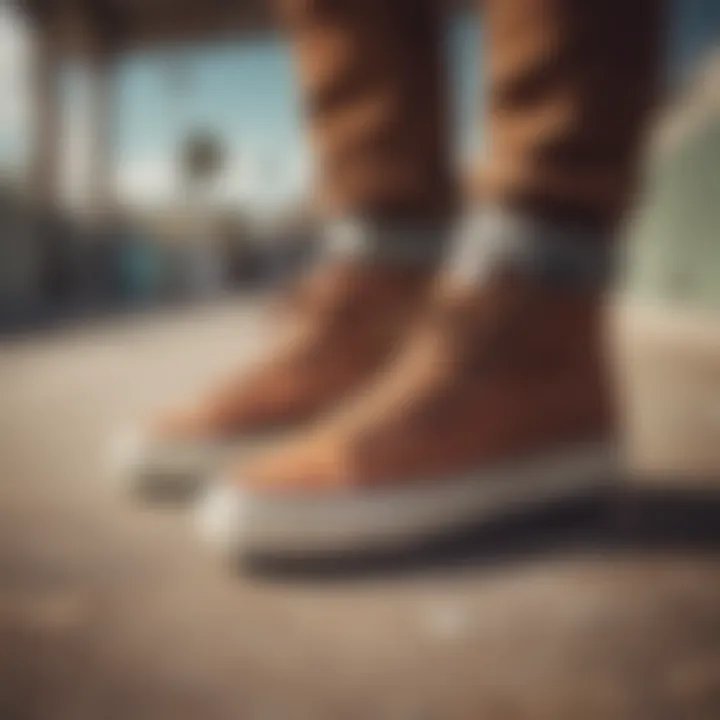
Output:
[0, 298, 719, 720]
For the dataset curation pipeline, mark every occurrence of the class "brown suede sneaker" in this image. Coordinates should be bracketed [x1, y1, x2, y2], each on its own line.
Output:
[111, 261, 432, 498]
[199, 272, 615, 556]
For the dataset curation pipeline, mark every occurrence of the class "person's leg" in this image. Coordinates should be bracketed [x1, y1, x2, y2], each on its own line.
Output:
[199, 0, 665, 556]
[280, 0, 453, 225]
[448, 0, 665, 307]
[112, 0, 451, 498]
[480, 0, 663, 229]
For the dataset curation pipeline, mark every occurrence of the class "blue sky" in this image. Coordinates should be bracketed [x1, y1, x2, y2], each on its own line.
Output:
[1, 2, 718, 211]
[110, 39, 309, 208]
[103, 16, 480, 210]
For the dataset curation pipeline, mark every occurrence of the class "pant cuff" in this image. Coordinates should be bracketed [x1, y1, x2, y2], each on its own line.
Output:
[448, 207, 615, 289]
[322, 217, 449, 267]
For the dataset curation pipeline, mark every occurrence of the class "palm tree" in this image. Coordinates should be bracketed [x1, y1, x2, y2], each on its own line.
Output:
[175, 129, 228, 294]
[179, 128, 226, 196]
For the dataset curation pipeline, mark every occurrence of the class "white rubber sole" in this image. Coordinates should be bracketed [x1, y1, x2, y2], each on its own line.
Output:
[197, 441, 616, 559]
[108, 428, 276, 501]
[610, 298, 720, 484]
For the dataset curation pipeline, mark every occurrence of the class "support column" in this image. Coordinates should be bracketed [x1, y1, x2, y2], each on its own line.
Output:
[29, 29, 61, 213]
[87, 44, 117, 223]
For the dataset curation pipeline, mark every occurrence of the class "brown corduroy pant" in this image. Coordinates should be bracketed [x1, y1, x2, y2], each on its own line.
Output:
[277, 0, 664, 230]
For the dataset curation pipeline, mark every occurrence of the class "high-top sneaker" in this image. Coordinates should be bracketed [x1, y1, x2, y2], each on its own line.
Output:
[199, 211, 615, 557]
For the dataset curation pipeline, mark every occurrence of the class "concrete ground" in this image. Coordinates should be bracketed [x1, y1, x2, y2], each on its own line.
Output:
[0, 298, 718, 720]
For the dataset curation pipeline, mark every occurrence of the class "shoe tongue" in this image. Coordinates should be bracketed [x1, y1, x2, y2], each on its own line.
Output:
[279, 262, 385, 334]
[277, 261, 352, 315]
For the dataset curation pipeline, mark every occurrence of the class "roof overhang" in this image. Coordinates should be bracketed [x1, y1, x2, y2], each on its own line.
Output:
[15, 0, 276, 56]
[15, 0, 470, 57]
